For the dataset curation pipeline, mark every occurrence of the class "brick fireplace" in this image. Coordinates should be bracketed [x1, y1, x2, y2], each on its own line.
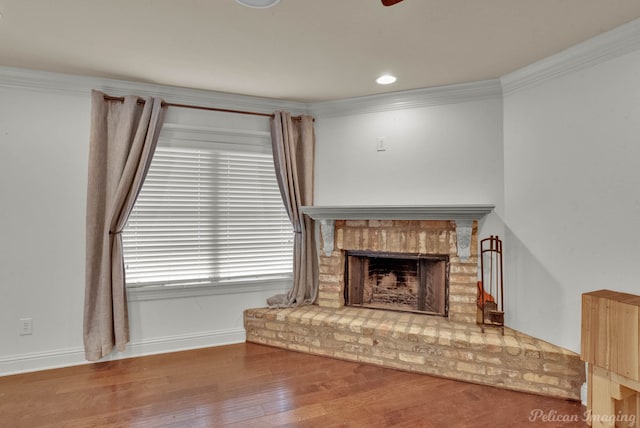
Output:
[314, 216, 477, 324]
[244, 206, 585, 400]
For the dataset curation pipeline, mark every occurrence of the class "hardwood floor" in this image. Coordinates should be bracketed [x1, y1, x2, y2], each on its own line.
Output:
[0, 343, 587, 427]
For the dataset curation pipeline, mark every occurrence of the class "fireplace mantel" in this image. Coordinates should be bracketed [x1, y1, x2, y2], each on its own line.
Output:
[300, 205, 494, 260]
[300, 205, 494, 221]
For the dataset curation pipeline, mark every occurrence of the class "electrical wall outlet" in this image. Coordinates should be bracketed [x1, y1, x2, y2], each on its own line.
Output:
[19, 318, 33, 336]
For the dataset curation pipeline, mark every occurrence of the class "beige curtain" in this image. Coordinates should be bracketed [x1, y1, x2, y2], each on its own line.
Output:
[84, 90, 166, 361]
[268, 112, 318, 307]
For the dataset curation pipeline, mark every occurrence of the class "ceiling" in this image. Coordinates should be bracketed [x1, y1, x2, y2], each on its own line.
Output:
[1, 0, 640, 102]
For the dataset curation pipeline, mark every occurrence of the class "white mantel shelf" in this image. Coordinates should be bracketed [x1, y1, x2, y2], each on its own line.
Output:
[300, 205, 494, 259]
[300, 205, 495, 221]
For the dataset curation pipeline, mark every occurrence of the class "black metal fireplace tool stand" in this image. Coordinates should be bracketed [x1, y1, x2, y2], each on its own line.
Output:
[478, 235, 504, 335]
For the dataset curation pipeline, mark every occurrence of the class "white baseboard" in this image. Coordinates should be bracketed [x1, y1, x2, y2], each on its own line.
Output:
[0, 328, 246, 377]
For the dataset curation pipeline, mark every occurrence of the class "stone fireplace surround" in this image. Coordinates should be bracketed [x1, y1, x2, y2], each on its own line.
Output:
[244, 205, 585, 400]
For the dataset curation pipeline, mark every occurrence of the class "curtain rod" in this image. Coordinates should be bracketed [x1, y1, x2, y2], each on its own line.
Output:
[103, 95, 308, 120]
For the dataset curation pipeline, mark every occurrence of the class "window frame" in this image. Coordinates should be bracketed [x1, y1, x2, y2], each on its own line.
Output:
[124, 122, 293, 301]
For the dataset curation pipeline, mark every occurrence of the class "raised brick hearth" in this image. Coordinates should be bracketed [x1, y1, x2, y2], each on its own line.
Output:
[244, 206, 585, 400]
[244, 306, 584, 399]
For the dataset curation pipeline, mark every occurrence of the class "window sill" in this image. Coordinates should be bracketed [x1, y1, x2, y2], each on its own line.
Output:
[126, 276, 292, 302]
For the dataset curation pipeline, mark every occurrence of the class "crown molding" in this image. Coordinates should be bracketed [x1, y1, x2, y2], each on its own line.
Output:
[308, 79, 502, 118]
[0, 66, 308, 116]
[0, 66, 95, 96]
[501, 17, 640, 96]
[0, 66, 502, 120]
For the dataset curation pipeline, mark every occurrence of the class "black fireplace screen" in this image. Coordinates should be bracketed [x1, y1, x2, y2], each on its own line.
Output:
[345, 251, 449, 316]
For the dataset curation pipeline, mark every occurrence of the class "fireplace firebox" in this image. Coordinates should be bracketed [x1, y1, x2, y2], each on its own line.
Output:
[344, 251, 449, 316]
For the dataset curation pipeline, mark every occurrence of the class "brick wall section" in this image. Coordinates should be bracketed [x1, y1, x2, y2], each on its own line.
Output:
[245, 306, 585, 400]
[318, 220, 478, 324]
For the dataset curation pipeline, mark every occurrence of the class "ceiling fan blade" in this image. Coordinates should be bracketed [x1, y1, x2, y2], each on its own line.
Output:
[381, 0, 403, 6]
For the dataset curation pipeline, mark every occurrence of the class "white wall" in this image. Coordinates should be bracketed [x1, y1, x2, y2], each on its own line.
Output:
[313, 93, 505, 236]
[0, 88, 89, 371]
[502, 49, 640, 352]
[0, 72, 299, 375]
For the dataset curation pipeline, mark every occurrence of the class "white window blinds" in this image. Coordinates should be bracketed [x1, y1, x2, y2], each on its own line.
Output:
[122, 134, 293, 288]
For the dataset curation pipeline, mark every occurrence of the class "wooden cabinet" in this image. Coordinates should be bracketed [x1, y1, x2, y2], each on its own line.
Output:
[581, 290, 640, 427]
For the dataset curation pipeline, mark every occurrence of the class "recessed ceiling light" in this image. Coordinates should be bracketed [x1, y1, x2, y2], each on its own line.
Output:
[376, 74, 397, 85]
[235, 0, 280, 8]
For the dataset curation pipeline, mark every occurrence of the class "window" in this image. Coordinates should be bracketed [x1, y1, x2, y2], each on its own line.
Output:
[122, 126, 293, 293]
